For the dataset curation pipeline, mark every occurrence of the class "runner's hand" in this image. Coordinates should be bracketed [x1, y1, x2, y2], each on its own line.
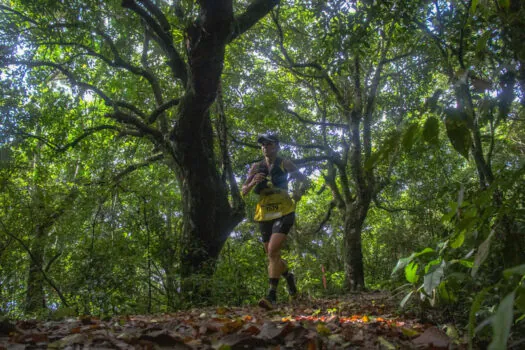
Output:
[252, 173, 266, 185]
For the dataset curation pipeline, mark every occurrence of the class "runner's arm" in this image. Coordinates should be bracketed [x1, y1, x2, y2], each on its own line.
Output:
[242, 163, 266, 196]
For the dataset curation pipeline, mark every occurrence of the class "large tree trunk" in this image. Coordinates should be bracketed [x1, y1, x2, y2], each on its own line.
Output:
[118, 0, 279, 302]
[343, 198, 372, 291]
[169, 2, 253, 296]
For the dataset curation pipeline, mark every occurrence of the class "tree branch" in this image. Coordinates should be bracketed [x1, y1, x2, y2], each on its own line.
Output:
[0, 220, 69, 306]
[148, 98, 180, 124]
[112, 153, 164, 183]
[284, 108, 348, 129]
[0, 5, 38, 26]
[107, 111, 164, 141]
[42, 22, 166, 103]
[373, 196, 418, 213]
[271, 10, 346, 108]
[313, 201, 336, 235]
[229, 0, 280, 42]
[216, 84, 244, 215]
[5, 59, 147, 119]
[122, 0, 188, 84]
[323, 163, 346, 207]
[57, 125, 121, 152]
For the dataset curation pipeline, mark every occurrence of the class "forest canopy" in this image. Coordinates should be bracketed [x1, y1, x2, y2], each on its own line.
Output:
[1, 0, 524, 348]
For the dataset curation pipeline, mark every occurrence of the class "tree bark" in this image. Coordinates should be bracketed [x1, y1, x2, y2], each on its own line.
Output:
[167, 0, 277, 299]
[343, 203, 369, 291]
[25, 225, 46, 313]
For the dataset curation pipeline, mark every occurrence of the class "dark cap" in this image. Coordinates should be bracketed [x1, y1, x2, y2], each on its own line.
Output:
[257, 133, 279, 144]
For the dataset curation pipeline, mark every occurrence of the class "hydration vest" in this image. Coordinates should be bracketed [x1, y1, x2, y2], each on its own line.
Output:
[253, 157, 289, 194]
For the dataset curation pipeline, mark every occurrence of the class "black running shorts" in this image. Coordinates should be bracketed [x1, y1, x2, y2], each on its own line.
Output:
[259, 212, 295, 243]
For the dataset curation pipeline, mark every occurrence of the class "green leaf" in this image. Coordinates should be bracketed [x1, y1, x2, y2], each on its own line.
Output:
[469, 287, 490, 346]
[470, 0, 479, 13]
[364, 151, 381, 170]
[423, 116, 440, 145]
[424, 258, 442, 274]
[405, 261, 419, 284]
[392, 256, 412, 276]
[471, 230, 495, 277]
[444, 109, 472, 160]
[400, 290, 414, 308]
[402, 123, 420, 151]
[503, 264, 525, 279]
[392, 248, 435, 276]
[498, 0, 510, 10]
[516, 287, 525, 313]
[450, 259, 473, 268]
[424, 261, 444, 295]
[438, 280, 458, 303]
[476, 30, 492, 56]
[488, 291, 515, 350]
[450, 230, 465, 249]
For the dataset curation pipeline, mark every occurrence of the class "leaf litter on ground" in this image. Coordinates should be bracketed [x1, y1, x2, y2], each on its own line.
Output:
[0, 291, 467, 349]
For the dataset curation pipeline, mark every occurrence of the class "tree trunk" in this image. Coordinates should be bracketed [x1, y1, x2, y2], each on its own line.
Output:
[171, 4, 243, 298]
[343, 200, 370, 291]
[25, 226, 46, 313]
[118, 0, 278, 303]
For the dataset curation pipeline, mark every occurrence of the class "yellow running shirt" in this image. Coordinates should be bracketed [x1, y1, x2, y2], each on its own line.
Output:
[254, 188, 295, 222]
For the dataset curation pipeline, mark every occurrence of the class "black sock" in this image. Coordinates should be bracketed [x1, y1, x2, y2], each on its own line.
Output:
[267, 278, 279, 301]
[269, 278, 279, 290]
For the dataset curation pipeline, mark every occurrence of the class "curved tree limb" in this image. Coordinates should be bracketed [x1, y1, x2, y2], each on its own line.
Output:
[323, 163, 346, 207]
[107, 111, 163, 141]
[284, 107, 348, 129]
[122, 0, 188, 85]
[313, 200, 336, 235]
[5, 59, 147, 119]
[0, 222, 70, 307]
[229, 0, 280, 42]
[137, 0, 172, 33]
[216, 83, 244, 216]
[57, 125, 121, 152]
[148, 98, 180, 124]
[112, 153, 164, 183]
[373, 196, 418, 213]
[0, 4, 38, 26]
[271, 9, 345, 107]
[40, 21, 167, 104]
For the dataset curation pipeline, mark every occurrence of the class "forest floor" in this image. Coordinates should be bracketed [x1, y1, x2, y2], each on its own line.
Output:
[0, 291, 468, 349]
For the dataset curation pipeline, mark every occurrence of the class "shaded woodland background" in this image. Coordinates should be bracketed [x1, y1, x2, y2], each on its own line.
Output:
[0, 0, 524, 348]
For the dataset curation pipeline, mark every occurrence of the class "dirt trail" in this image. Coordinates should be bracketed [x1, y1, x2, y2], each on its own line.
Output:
[0, 291, 462, 349]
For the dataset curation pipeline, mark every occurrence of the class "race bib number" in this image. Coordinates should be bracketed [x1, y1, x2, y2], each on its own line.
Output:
[254, 191, 295, 221]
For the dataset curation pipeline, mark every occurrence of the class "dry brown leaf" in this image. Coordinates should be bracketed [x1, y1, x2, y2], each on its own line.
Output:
[412, 326, 450, 349]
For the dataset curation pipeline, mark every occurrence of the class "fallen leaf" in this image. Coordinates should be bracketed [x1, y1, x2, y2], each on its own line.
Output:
[412, 326, 450, 349]
[241, 324, 261, 336]
[218, 334, 267, 349]
[378, 336, 396, 349]
[401, 327, 420, 338]
[221, 319, 244, 334]
[316, 323, 331, 336]
[257, 321, 294, 341]
[139, 329, 188, 347]
[352, 329, 365, 344]
[216, 307, 228, 315]
[47, 333, 86, 349]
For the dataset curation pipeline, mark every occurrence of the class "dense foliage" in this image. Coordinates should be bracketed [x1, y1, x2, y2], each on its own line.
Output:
[1, 0, 524, 347]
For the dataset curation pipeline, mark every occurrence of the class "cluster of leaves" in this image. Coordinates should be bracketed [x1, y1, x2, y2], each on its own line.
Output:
[1, 293, 459, 349]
